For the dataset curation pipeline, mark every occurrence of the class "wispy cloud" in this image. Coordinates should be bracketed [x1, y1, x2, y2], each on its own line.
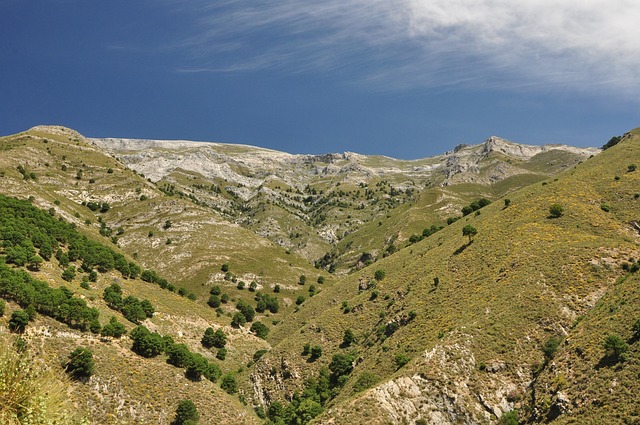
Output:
[171, 1, 640, 93]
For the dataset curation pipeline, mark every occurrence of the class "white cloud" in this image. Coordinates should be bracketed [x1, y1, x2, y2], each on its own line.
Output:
[174, 0, 640, 93]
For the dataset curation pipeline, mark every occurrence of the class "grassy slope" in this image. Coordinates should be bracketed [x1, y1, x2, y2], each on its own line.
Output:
[249, 130, 639, 424]
[0, 126, 327, 423]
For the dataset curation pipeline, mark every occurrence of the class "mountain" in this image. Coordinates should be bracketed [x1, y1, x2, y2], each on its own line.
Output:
[91, 134, 598, 273]
[1, 124, 638, 425]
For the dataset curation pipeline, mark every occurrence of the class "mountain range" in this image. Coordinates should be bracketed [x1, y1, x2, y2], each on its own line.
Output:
[0, 124, 638, 425]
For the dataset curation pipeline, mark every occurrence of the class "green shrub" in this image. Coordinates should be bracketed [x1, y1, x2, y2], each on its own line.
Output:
[603, 334, 629, 362]
[173, 399, 199, 425]
[65, 347, 95, 378]
[549, 204, 564, 218]
[9, 310, 30, 333]
[220, 374, 238, 394]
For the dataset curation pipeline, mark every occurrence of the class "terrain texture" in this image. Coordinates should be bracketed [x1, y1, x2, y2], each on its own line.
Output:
[1, 125, 638, 425]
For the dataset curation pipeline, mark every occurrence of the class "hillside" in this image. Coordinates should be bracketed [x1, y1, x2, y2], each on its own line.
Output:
[1, 124, 637, 425]
[92, 135, 597, 273]
[245, 129, 640, 424]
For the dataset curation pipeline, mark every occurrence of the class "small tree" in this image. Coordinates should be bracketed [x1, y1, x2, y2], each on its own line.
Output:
[231, 312, 247, 328]
[221, 263, 229, 272]
[65, 347, 95, 378]
[250, 321, 269, 339]
[462, 224, 477, 243]
[504, 198, 511, 208]
[173, 399, 199, 425]
[101, 316, 127, 338]
[310, 345, 322, 360]
[299, 275, 307, 285]
[542, 336, 562, 361]
[220, 374, 238, 394]
[9, 310, 30, 333]
[62, 266, 77, 282]
[342, 329, 356, 347]
[603, 334, 629, 362]
[549, 204, 564, 218]
[201, 327, 217, 348]
[374, 269, 385, 281]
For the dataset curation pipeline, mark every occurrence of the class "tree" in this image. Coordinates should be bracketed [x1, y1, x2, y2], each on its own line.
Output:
[101, 316, 127, 338]
[462, 224, 477, 243]
[220, 374, 238, 394]
[542, 336, 562, 361]
[231, 312, 247, 328]
[166, 344, 193, 368]
[221, 263, 229, 272]
[216, 347, 227, 360]
[9, 310, 30, 333]
[498, 410, 519, 425]
[504, 198, 511, 208]
[61, 265, 76, 282]
[250, 321, 270, 339]
[185, 353, 209, 381]
[374, 269, 385, 281]
[207, 294, 220, 308]
[603, 334, 629, 362]
[299, 275, 307, 285]
[329, 353, 354, 384]
[295, 295, 305, 305]
[65, 347, 95, 378]
[310, 345, 322, 360]
[173, 399, 199, 425]
[549, 204, 564, 218]
[201, 327, 217, 348]
[130, 326, 164, 357]
[342, 329, 356, 347]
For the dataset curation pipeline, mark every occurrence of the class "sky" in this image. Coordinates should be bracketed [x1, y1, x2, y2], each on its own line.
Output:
[1, 0, 638, 159]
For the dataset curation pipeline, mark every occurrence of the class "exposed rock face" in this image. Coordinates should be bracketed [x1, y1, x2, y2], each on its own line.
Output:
[321, 334, 525, 425]
[90, 136, 599, 189]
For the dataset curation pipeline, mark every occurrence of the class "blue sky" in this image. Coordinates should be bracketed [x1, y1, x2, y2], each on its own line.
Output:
[1, 0, 638, 158]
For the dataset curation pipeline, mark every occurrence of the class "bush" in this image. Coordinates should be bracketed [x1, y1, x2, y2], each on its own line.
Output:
[498, 410, 519, 425]
[65, 347, 94, 378]
[130, 326, 165, 357]
[342, 329, 356, 347]
[394, 352, 410, 369]
[207, 294, 221, 308]
[101, 316, 126, 338]
[9, 310, 30, 333]
[542, 336, 562, 361]
[549, 204, 564, 218]
[231, 312, 247, 328]
[173, 399, 199, 425]
[220, 374, 238, 394]
[374, 269, 385, 281]
[310, 345, 322, 360]
[250, 321, 269, 339]
[603, 334, 629, 362]
[216, 347, 227, 361]
[353, 372, 380, 392]
[295, 295, 306, 305]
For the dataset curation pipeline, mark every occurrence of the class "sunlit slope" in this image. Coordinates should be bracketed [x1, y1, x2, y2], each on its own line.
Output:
[0, 126, 328, 316]
[249, 130, 638, 424]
